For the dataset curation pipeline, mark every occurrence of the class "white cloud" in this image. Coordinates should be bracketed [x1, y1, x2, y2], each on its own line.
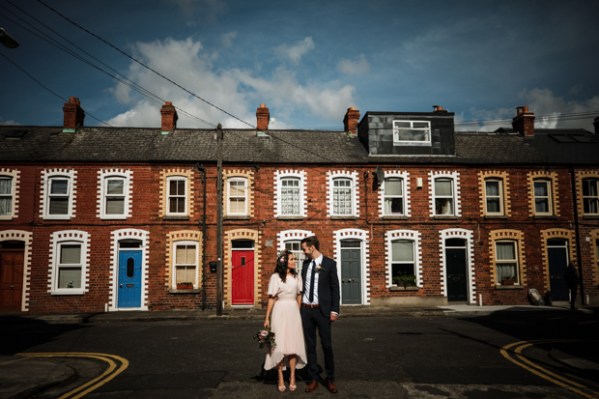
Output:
[107, 36, 355, 129]
[0, 117, 19, 125]
[338, 54, 370, 75]
[275, 37, 315, 65]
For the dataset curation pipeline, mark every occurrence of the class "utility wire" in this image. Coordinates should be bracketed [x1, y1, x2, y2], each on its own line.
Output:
[455, 110, 599, 127]
[36, 0, 255, 129]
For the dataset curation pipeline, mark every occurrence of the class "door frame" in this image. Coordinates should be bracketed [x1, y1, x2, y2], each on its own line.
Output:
[110, 229, 149, 311]
[541, 229, 575, 296]
[224, 229, 260, 309]
[0, 230, 32, 312]
[334, 229, 369, 305]
[440, 229, 475, 304]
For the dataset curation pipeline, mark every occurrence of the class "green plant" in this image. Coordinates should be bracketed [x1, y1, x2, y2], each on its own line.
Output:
[393, 274, 416, 288]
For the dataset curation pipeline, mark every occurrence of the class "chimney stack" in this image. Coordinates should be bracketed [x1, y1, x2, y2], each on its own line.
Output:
[343, 106, 360, 135]
[433, 104, 448, 113]
[594, 117, 599, 135]
[256, 103, 270, 131]
[512, 105, 535, 137]
[63, 96, 85, 132]
[160, 101, 178, 134]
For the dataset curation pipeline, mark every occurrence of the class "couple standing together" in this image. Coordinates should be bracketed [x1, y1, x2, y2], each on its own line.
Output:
[263, 236, 340, 393]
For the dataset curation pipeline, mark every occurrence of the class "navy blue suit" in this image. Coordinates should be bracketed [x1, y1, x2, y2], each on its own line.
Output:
[301, 255, 340, 382]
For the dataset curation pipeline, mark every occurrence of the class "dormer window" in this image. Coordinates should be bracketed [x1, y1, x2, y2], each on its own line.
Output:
[393, 120, 431, 146]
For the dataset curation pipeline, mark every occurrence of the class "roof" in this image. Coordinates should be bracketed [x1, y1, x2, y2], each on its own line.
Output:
[0, 125, 597, 166]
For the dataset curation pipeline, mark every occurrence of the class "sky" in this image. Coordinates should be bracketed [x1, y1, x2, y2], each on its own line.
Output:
[0, 0, 598, 132]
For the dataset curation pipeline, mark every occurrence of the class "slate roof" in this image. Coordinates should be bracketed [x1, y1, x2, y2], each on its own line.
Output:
[0, 125, 597, 166]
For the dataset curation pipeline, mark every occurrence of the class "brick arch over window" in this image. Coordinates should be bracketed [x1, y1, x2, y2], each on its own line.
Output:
[540, 228, 576, 290]
[478, 170, 511, 217]
[224, 228, 261, 308]
[590, 230, 599, 286]
[159, 168, 195, 218]
[109, 228, 150, 311]
[527, 171, 560, 217]
[439, 228, 475, 303]
[223, 169, 255, 218]
[165, 230, 203, 289]
[0, 230, 32, 311]
[489, 230, 527, 286]
[334, 228, 371, 304]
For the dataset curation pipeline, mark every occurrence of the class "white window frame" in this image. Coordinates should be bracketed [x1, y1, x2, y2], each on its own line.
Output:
[42, 170, 76, 220]
[433, 177, 456, 216]
[484, 178, 504, 216]
[383, 177, 405, 216]
[227, 177, 248, 216]
[275, 171, 306, 218]
[533, 178, 553, 216]
[582, 178, 599, 216]
[0, 174, 15, 220]
[172, 240, 199, 289]
[99, 172, 132, 219]
[386, 230, 421, 288]
[333, 177, 353, 216]
[393, 120, 431, 146]
[166, 176, 188, 216]
[327, 171, 359, 218]
[495, 240, 520, 285]
[50, 230, 89, 295]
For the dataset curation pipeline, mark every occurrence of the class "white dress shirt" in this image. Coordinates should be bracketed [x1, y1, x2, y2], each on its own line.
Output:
[303, 254, 323, 305]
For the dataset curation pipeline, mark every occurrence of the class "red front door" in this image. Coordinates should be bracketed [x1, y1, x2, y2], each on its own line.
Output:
[232, 250, 254, 305]
[0, 250, 24, 312]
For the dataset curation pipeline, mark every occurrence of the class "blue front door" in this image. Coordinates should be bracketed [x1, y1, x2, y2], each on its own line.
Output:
[118, 250, 142, 308]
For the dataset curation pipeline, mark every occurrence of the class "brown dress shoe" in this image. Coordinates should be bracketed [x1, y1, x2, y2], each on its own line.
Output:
[326, 379, 338, 394]
[305, 380, 319, 393]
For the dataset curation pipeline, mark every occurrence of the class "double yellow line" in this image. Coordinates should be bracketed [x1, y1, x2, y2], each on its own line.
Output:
[500, 339, 599, 399]
[19, 352, 129, 399]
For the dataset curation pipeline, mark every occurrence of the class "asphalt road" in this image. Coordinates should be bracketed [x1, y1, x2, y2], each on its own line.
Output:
[2, 308, 598, 398]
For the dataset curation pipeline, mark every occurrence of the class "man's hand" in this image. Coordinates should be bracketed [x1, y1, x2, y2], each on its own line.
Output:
[330, 312, 338, 322]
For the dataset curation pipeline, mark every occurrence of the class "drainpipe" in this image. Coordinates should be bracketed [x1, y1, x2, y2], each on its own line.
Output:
[216, 124, 224, 316]
[569, 167, 585, 305]
[196, 163, 207, 310]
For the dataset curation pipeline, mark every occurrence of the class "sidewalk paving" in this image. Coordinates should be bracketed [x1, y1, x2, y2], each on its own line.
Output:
[1, 304, 596, 399]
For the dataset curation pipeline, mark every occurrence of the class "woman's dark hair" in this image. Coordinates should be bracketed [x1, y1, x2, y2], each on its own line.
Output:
[274, 250, 297, 282]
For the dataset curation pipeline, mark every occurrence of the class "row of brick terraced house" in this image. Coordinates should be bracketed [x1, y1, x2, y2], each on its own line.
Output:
[0, 97, 598, 314]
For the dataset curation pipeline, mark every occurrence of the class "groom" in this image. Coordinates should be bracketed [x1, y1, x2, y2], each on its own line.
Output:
[300, 235, 340, 394]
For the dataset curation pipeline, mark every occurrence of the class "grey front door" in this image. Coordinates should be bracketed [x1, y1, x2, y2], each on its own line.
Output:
[548, 238, 569, 301]
[341, 240, 361, 304]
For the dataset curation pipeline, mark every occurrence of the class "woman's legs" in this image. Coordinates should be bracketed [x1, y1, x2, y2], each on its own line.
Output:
[277, 358, 286, 391]
[289, 355, 297, 390]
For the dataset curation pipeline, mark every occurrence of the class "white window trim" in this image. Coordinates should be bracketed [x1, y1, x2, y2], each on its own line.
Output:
[494, 239, 520, 285]
[41, 169, 77, 220]
[274, 170, 307, 218]
[227, 177, 249, 216]
[379, 170, 411, 217]
[429, 171, 461, 217]
[385, 230, 422, 288]
[172, 240, 199, 290]
[327, 170, 359, 217]
[0, 169, 19, 220]
[166, 176, 189, 216]
[484, 178, 505, 216]
[48, 230, 90, 295]
[533, 178, 553, 216]
[582, 178, 599, 216]
[392, 120, 432, 146]
[98, 169, 132, 220]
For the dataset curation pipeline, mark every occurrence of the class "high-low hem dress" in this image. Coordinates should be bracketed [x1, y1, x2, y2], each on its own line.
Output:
[263, 273, 307, 370]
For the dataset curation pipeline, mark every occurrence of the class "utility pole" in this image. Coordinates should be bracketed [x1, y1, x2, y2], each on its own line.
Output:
[216, 124, 224, 316]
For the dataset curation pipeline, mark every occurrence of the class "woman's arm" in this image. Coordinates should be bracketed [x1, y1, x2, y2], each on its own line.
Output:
[264, 296, 276, 328]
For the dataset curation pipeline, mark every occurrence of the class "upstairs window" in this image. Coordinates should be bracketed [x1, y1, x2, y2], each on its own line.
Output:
[0, 176, 13, 218]
[383, 177, 404, 216]
[227, 177, 248, 216]
[280, 177, 301, 216]
[583, 178, 599, 216]
[485, 178, 504, 216]
[393, 120, 431, 146]
[533, 178, 553, 216]
[433, 177, 455, 216]
[332, 178, 353, 216]
[167, 176, 188, 216]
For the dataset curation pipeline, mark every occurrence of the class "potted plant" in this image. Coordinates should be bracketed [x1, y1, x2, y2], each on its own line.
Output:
[393, 274, 416, 288]
[176, 282, 193, 290]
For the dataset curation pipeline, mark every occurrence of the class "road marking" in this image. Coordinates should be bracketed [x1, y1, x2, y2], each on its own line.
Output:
[500, 339, 599, 399]
[19, 352, 129, 399]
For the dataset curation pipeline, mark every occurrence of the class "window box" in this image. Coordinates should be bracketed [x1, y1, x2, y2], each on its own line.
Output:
[176, 282, 194, 290]
[393, 274, 417, 288]
[500, 277, 515, 286]
[389, 285, 419, 292]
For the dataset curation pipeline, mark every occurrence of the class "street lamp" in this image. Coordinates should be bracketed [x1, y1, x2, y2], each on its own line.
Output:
[0, 28, 19, 49]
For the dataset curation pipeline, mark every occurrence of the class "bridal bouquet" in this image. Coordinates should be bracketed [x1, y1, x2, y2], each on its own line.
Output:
[253, 328, 276, 350]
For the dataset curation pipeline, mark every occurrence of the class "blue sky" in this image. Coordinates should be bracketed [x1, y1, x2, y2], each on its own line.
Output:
[1, 0, 598, 131]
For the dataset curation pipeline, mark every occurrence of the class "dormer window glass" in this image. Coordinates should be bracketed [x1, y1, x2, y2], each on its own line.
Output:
[393, 120, 431, 146]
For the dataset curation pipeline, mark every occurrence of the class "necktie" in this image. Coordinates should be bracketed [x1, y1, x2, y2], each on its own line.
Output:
[308, 261, 316, 302]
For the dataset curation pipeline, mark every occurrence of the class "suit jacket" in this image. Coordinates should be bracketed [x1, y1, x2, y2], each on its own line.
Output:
[302, 255, 340, 317]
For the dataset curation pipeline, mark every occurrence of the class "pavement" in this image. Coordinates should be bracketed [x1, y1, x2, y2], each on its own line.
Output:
[0, 303, 596, 399]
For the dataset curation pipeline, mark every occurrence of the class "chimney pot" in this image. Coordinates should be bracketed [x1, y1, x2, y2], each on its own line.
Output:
[343, 106, 360, 136]
[160, 101, 178, 134]
[433, 105, 446, 112]
[63, 96, 85, 132]
[512, 105, 535, 137]
[256, 103, 270, 131]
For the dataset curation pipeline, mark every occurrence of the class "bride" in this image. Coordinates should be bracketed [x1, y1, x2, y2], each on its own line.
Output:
[263, 251, 307, 392]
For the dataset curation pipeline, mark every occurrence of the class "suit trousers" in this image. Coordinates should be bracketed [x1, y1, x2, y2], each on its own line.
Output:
[301, 306, 335, 381]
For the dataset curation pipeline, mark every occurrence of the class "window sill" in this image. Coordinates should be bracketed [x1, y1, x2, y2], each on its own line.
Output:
[51, 290, 85, 296]
[42, 216, 72, 221]
[582, 215, 599, 219]
[276, 216, 305, 220]
[225, 216, 251, 220]
[381, 215, 409, 220]
[330, 216, 359, 220]
[484, 215, 509, 219]
[169, 289, 201, 294]
[431, 215, 459, 220]
[495, 285, 523, 290]
[100, 216, 128, 220]
[532, 215, 558, 220]
[389, 286, 419, 292]
[0, 216, 15, 221]
[163, 216, 190, 221]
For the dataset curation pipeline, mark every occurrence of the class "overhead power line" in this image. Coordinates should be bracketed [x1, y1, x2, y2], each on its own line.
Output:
[36, 0, 255, 129]
[455, 110, 599, 127]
